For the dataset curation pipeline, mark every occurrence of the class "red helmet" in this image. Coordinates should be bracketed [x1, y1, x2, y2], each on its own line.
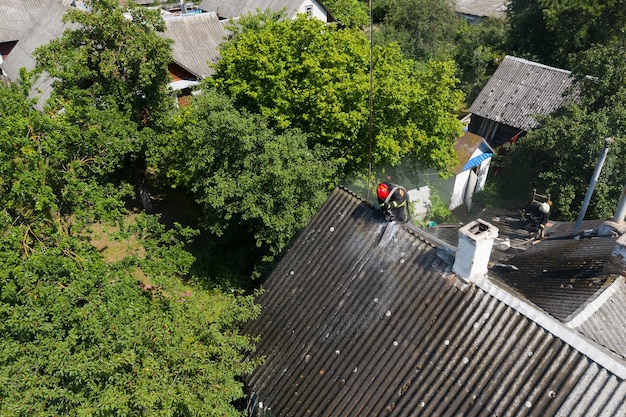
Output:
[377, 183, 390, 199]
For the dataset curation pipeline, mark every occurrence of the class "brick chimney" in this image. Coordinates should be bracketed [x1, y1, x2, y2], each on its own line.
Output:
[453, 219, 499, 282]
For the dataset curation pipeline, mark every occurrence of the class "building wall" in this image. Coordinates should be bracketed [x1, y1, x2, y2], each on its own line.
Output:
[469, 115, 524, 148]
[296, 0, 329, 22]
[450, 169, 470, 210]
[449, 157, 492, 211]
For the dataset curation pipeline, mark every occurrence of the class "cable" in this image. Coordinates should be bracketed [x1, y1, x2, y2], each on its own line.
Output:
[367, 0, 374, 199]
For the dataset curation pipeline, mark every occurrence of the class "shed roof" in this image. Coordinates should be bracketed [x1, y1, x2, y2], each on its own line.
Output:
[455, 0, 507, 18]
[0, 0, 52, 43]
[0, 0, 73, 108]
[244, 187, 626, 417]
[469, 56, 576, 132]
[199, 0, 331, 20]
[162, 12, 228, 79]
[450, 131, 493, 175]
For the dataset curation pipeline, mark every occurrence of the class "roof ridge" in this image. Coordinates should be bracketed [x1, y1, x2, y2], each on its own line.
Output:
[475, 274, 626, 379]
[504, 54, 573, 75]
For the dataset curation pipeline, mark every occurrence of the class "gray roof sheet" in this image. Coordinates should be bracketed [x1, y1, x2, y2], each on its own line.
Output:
[469, 56, 576, 131]
[431, 206, 626, 361]
[0, 0, 51, 42]
[199, 0, 323, 19]
[455, 0, 507, 18]
[491, 235, 618, 321]
[244, 187, 626, 417]
[569, 276, 626, 359]
[0, 0, 73, 109]
[162, 12, 228, 79]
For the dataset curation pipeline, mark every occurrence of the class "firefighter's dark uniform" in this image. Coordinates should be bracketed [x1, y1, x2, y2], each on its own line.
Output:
[377, 182, 409, 222]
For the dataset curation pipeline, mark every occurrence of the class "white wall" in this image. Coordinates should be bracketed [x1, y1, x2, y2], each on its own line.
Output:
[408, 186, 431, 221]
[449, 156, 492, 211]
[450, 169, 470, 210]
[296, 0, 329, 22]
[475, 158, 491, 193]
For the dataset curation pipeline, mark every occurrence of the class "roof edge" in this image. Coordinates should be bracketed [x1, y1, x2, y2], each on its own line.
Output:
[503, 54, 573, 75]
[474, 273, 626, 379]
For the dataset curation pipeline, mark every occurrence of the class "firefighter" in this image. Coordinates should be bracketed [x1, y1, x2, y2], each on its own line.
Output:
[525, 200, 551, 238]
[377, 182, 409, 222]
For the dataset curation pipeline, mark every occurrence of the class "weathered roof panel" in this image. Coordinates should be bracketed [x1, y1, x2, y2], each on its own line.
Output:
[0, 0, 73, 109]
[199, 0, 332, 20]
[0, 0, 52, 43]
[570, 277, 626, 359]
[244, 187, 626, 417]
[162, 12, 228, 79]
[455, 0, 507, 18]
[491, 236, 618, 322]
[469, 56, 576, 131]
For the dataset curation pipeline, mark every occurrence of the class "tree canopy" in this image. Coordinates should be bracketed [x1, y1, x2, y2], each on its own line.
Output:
[374, 0, 459, 61]
[211, 13, 464, 175]
[495, 42, 626, 220]
[0, 1, 262, 414]
[507, 0, 626, 68]
[0, 76, 262, 416]
[35, 0, 173, 127]
[322, 0, 369, 29]
[149, 89, 337, 269]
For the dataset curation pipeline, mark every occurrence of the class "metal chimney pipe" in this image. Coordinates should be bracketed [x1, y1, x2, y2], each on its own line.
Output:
[612, 183, 626, 223]
[572, 137, 614, 236]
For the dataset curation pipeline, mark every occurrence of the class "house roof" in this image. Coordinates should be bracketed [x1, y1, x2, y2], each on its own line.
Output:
[162, 12, 228, 79]
[0, 0, 54, 43]
[429, 205, 626, 360]
[0, 0, 74, 109]
[244, 187, 626, 417]
[455, 0, 507, 18]
[199, 0, 332, 20]
[469, 56, 576, 132]
[450, 131, 493, 175]
[492, 233, 618, 319]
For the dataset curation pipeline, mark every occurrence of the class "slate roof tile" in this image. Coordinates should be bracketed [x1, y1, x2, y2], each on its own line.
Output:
[244, 187, 626, 417]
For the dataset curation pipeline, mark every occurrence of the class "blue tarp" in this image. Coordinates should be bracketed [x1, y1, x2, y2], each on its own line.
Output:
[461, 152, 493, 172]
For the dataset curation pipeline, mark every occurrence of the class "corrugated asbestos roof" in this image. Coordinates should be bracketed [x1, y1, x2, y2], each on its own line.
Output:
[469, 56, 576, 131]
[162, 12, 228, 79]
[570, 276, 626, 359]
[0, 0, 51, 43]
[455, 0, 507, 18]
[244, 187, 626, 417]
[199, 0, 330, 20]
[429, 206, 626, 358]
[491, 235, 618, 322]
[0, 0, 73, 109]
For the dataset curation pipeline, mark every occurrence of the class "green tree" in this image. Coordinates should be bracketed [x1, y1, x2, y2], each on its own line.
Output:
[0, 79, 262, 416]
[507, 0, 626, 67]
[149, 89, 337, 270]
[454, 17, 508, 104]
[375, 0, 458, 61]
[212, 13, 463, 175]
[495, 43, 626, 220]
[0, 212, 261, 416]
[35, 0, 173, 128]
[34, 0, 175, 208]
[0, 75, 132, 230]
[323, 0, 369, 29]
